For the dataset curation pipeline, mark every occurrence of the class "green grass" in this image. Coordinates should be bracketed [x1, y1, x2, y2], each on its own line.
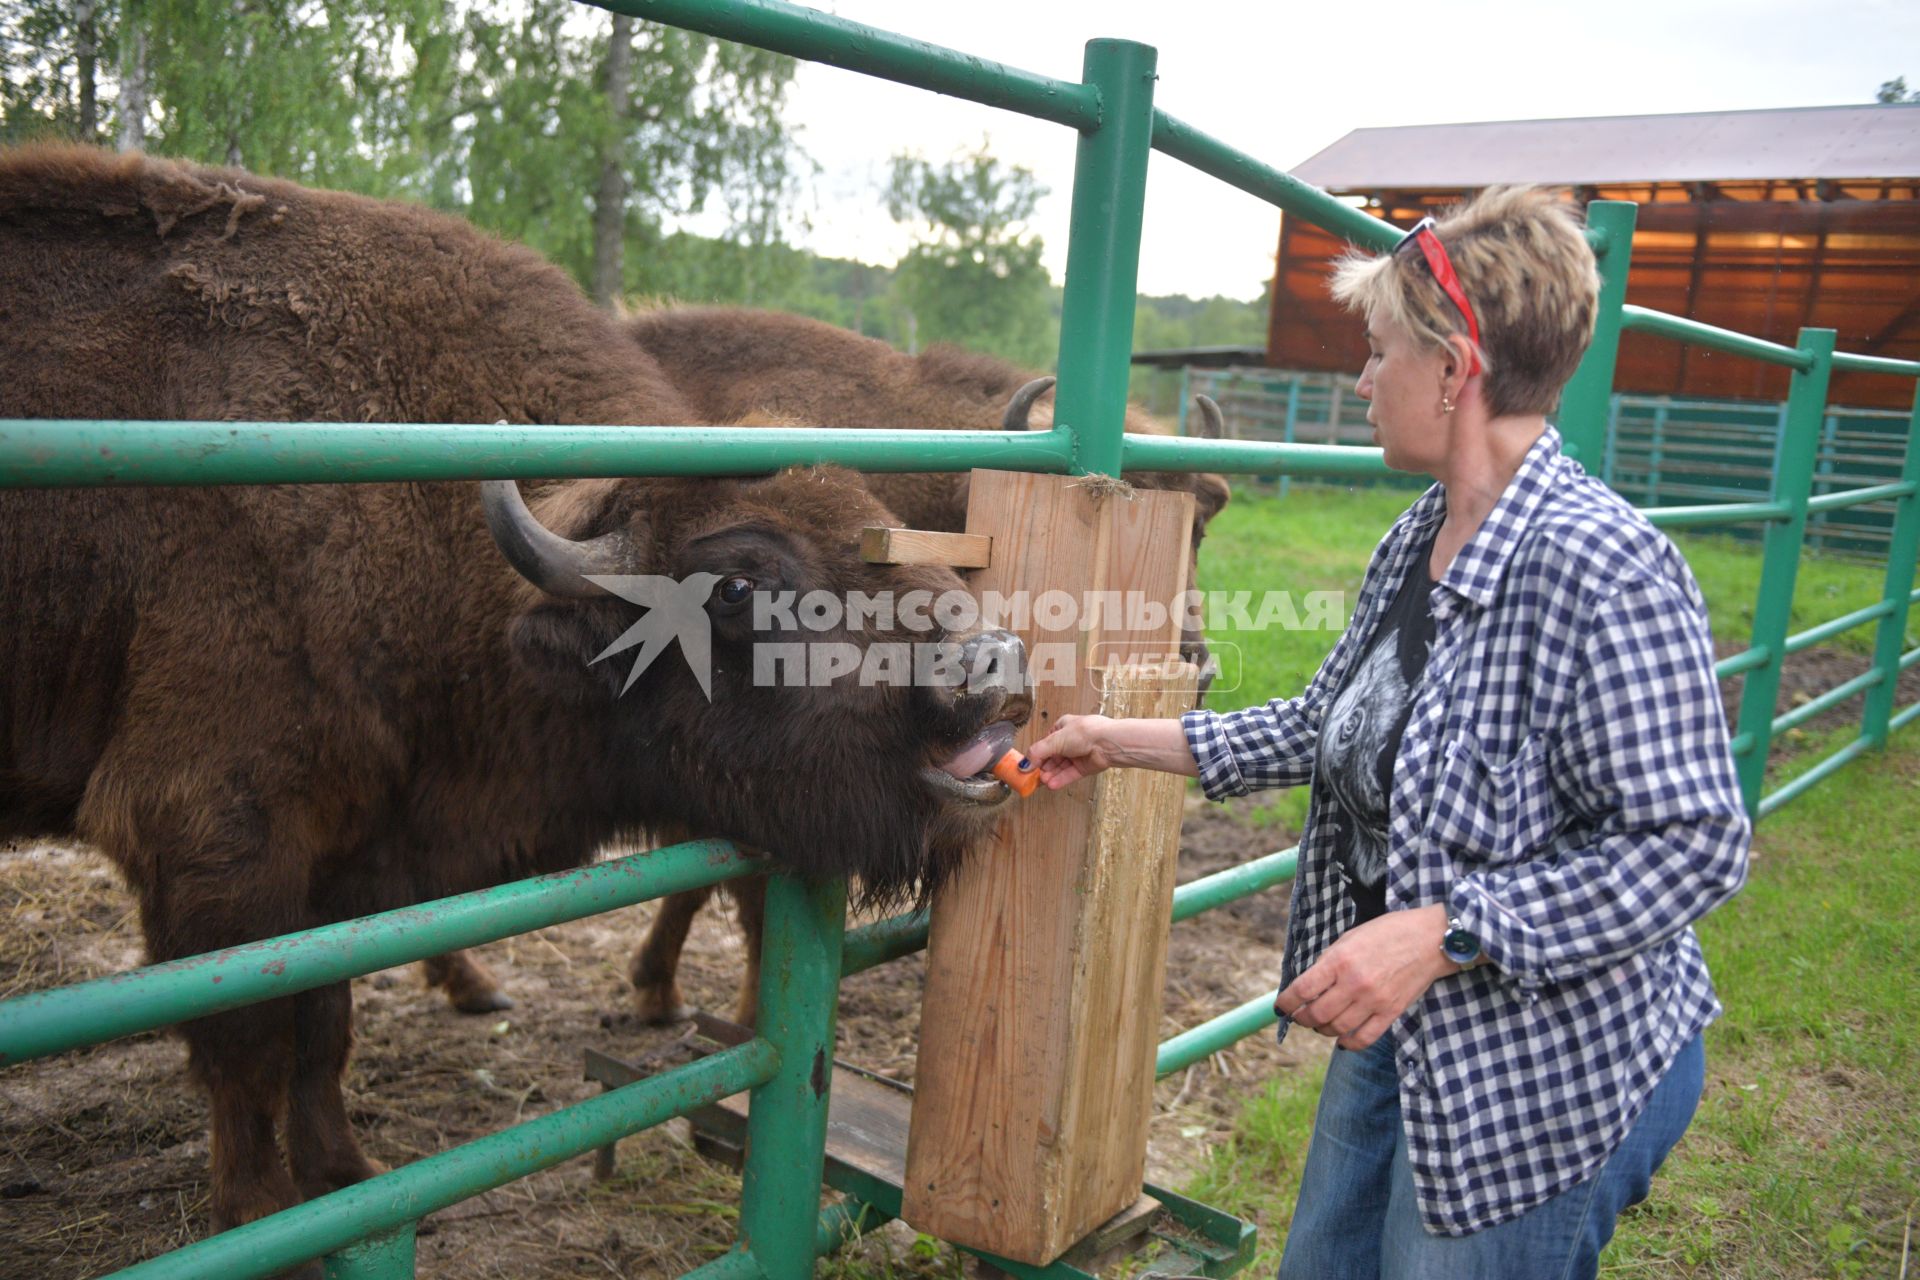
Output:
[1177, 729, 1920, 1278]
[1668, 532, 1905, 660]
[1599, 731, 1920, 1277]
[1199, 485, 1908, 716]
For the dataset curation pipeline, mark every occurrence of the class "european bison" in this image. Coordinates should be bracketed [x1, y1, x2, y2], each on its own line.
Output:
[0, 146, 1030, 1237]
[426, 310, 1234, 1025]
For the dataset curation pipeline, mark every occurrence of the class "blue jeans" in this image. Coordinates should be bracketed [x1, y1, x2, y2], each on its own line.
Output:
[1277, 1032, 1704, 1280]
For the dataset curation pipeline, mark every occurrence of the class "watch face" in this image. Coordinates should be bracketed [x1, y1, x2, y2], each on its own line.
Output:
[1443, 927, 1480, 963]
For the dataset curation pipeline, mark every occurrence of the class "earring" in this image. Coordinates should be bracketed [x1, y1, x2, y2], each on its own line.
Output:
[1441, 395, 1455, 415]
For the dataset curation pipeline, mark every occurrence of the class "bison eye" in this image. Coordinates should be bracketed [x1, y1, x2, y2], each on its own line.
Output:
[716, 576, 754, 607]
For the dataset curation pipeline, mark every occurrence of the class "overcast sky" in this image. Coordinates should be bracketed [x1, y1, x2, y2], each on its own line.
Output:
[673, 0, 1916, 300]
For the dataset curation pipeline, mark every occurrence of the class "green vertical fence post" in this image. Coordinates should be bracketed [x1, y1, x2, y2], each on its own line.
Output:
[323, 1225, 416, 1280]
[1734, 328, 1837, 811]
[1646, 401, 1667, 505]
[735, 873, 848, 1280]
[1861, 383, 1920, 747]
[1054, 38, 1157, 477]
[1558, 200, 1639, 474]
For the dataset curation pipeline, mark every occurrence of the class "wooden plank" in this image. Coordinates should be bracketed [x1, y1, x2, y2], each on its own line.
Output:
[860, 526, 992, 569]
[903, 469, 1196, 1264]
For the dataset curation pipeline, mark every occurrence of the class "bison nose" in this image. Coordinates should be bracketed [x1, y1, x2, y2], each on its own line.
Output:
[927, 628, 1030, 724]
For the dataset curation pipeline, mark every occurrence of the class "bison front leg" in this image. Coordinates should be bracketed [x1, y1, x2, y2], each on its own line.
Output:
[287, 981, 387, 1200]
[729, 876, 766, 1029]
[184, 1005, 302, 1233]
[420, 950, 514, 1013]
[629, 884, 712, 1023]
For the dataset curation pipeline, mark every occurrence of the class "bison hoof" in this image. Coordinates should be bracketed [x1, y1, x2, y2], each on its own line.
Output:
[634, 989, 693, 1025]
[447, 987, 515, 1015]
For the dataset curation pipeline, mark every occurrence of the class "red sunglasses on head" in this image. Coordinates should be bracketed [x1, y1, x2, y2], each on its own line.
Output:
[1395, 216, 1482, 376]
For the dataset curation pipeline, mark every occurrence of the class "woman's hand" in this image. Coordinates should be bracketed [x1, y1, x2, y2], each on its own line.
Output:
[1024, 714, 1122, 790]
[1275, 904, 1463, 1050]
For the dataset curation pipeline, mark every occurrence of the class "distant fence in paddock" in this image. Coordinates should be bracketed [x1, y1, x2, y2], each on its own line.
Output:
[1192, 368, 1911, 558]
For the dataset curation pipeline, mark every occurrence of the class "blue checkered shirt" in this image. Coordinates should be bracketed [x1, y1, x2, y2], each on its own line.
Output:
[1183, 427, 1751, 1236]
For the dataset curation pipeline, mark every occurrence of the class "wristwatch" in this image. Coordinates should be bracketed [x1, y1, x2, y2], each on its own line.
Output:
[1441, 915, 1481, 968]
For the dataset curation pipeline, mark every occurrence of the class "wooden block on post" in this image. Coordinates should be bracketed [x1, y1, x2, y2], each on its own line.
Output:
[903, 470, 1197, 1265]
[860, 526, 993, 569]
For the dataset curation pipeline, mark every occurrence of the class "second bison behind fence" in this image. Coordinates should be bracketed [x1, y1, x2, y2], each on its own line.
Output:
[0, 146, 1034, 1239]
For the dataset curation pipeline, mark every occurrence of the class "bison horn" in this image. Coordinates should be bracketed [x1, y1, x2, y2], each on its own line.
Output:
[481, 480, 631, 599]
[1192, 394, 1226, 440]
[1001, 376, 1056, 431]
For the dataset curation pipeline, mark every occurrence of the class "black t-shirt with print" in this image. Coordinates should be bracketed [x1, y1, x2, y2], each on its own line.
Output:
[1314, 531, 1438, 925]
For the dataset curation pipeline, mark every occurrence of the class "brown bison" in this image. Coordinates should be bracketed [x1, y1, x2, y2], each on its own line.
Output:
[0, 146, 1030, 1237]
[420, 309, 1233, 1025]
[408, 309, 1233, 1024]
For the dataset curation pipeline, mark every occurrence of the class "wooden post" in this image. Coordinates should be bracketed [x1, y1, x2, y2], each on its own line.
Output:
[903, 470, 1197, 1264]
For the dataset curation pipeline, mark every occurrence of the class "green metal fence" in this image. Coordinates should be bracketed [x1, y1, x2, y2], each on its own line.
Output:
[2, 1, 1918, 1277]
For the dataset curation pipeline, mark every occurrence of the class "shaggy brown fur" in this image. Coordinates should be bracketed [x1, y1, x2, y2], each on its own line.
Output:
[431, 308, 1241, 1024]
[0, 146, 1027, 1241]
[623, 305, 1232, 543]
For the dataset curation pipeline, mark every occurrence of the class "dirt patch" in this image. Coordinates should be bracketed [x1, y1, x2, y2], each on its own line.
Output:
[0, 798, 1306, 1280]
[1717, 642, 1920, 757]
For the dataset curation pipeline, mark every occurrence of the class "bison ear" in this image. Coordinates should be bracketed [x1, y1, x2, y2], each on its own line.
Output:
[1193, 474, 1231, 527]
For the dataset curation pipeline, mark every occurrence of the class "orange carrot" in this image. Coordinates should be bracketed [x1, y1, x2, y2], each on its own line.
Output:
[991, 748, 1040, 798]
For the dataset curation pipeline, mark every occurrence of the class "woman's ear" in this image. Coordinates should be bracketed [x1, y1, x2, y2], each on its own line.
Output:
[1441, 333, 1478, 398]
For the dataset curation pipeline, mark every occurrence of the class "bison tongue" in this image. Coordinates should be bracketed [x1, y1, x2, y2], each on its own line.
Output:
[936, 721, 1019, 779]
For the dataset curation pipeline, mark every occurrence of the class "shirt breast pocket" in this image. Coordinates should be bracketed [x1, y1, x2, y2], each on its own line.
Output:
[1424, 730, 1560, 865]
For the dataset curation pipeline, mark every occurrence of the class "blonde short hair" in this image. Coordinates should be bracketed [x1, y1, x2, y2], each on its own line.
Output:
[1329, 187, 1600, 417]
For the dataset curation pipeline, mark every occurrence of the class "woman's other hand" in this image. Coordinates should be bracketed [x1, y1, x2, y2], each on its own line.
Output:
[1275, 904, 1465, 1050]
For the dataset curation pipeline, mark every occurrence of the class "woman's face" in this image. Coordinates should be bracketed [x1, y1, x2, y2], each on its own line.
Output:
[1355, 314, 1451, 475]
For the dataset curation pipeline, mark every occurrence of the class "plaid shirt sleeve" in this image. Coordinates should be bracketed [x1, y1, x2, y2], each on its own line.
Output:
[1180, 647, 1342, 799]
[1447, 572, 1752, 991]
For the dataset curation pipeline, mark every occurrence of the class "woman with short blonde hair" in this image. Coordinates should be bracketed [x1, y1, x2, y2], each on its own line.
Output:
[1029, 186, 1749, 1280]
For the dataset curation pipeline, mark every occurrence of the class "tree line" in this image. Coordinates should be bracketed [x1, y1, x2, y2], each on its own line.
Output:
[2, 0, 1266, 385]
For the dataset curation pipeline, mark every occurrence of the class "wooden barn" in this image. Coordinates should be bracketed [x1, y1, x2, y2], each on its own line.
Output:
[1271, 104, 1920, 411]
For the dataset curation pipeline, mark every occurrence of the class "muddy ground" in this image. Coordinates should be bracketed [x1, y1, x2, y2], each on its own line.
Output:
[2, 641, 1906, 1279]
[0, 794, 1311, 1280]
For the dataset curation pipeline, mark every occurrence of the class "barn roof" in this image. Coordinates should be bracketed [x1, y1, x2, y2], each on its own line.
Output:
[1292, 104, 1920, 190]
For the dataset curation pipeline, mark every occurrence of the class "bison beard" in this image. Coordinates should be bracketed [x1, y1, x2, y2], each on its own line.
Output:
[0, 146, 1029, 1242]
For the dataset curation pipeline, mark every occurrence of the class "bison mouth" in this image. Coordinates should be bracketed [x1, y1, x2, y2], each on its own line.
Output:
[921, 719, 1022, 806]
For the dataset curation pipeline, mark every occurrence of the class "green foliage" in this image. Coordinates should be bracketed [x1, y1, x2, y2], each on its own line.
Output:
[885, 139, 1055, 368]
[632, 231, 912, 342]
[1875, 76, 1920, 103]
[1129, 290, 1271, 418]
[1184, 1060, 1327, 1271]
[0, 0, 800, 294]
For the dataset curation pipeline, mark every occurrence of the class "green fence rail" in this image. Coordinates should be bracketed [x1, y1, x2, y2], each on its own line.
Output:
[3, 0, 1919, 1277]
